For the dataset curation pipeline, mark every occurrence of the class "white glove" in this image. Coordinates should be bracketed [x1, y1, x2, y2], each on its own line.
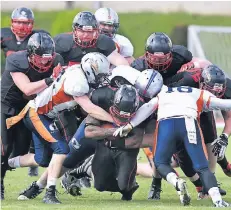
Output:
[113, 123, 133, 137]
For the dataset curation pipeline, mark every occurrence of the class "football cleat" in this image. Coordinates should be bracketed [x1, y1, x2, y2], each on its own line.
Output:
[18, 181, 43, 200]
[43, 186, 61, 204]
[214, 200, 230, 207]
[176, 178, 191, 206]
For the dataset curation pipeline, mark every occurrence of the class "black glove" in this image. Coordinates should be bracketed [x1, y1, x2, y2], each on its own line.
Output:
[211, 133, 228, 158]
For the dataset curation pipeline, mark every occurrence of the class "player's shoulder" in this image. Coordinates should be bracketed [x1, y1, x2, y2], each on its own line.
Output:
[172, 45, 192, 62]
[54, 32, 74, 52]
[96, 34, 115, 49]
[1, 27, 13, 38]
[6, 51, 29, 72]
[224, 77, 231, 99]
[130, 57, 148, 71]
[32, 29, 50, 35]
[64, 65, 89, 96]
[114, 34, 132, 45]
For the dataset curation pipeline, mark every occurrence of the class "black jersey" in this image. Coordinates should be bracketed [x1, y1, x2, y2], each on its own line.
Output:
[1, 51, 64, 112]
[165, 69, 231, 100]
[1, 28, 50, 57]
[54, 33, 116, 65]
[131, 45, 192, 82]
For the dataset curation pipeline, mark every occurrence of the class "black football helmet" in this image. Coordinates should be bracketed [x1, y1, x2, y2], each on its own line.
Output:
[11, 7, 34, 38]
[72, 11, 99, 48]
[145, 32, 173, 72]
[109, 85, 140, 125]
[27, 32, 56, 73]
[200, 65, 226, 98]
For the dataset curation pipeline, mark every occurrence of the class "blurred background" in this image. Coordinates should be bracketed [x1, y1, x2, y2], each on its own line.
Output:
[1, 1, 231, 125]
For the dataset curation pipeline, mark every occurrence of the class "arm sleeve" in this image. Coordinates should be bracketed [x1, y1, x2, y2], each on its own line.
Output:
[206, 97, 231, 112]
[130, 97, 158, 127]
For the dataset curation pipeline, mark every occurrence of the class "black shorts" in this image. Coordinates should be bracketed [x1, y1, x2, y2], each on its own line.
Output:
[199, 111, 217, 144]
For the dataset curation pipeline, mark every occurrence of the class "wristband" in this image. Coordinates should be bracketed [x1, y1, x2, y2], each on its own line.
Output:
[221, 133, 229, 140]
[45, 78, 54, 86]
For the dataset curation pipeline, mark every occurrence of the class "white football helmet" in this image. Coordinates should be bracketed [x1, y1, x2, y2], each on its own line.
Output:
[135, 69, 163, 99]
[94, 8, 119, 37]
[81, 52, 110, 87]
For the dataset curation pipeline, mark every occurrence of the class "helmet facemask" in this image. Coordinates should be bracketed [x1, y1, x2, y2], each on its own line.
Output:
[145, 51, 172, 71]
[29, 53, 55, 73]
[200, 81, 226, 98]
[98, 22, 119, 38]
[73, 26, 99, 48]
[11, 19, 33, 38]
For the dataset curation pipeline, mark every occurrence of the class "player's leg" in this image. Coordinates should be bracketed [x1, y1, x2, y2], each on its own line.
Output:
[183, 118, 229, 207]
[115, 148, 140, 201]
[154, 118, 190, 206]
[200, 112, 226, 195]
[92, 142, 118, 192]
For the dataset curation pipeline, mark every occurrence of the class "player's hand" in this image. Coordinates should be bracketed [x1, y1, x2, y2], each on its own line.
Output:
[211, 133, 228, 159]
[52, 63, 62, 79]
[178, 61, 195, 73]
[113, 123, 133, 137]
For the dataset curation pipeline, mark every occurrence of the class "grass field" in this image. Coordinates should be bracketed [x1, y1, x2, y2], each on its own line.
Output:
[1, 129, 231, 210]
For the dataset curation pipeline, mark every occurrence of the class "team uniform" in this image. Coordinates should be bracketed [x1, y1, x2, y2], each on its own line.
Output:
[1, 28, 49, 58]
[126, 86, 231, 206]
[113, 34, 133, 58]
[54, 33, 116, 66]
[131, 45, 192, 80]
[7, 65, 89, 167]
[1, 51, 64, 176]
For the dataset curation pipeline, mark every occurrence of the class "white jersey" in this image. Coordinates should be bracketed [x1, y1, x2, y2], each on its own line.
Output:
[130, 86, 231, 127]
[28, 64, 89, 118]
[113, 34, 134, 57]
[157, 86, 213, 120]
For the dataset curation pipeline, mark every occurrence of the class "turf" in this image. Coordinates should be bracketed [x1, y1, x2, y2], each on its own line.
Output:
[1, 129, 231, 210]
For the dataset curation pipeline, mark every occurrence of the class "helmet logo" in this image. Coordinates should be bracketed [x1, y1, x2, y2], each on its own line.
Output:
[82, 26, 93, 31]
[91, 61, 99, 73]
[204, 71, 211, 82]
[30, 39, 40, 48]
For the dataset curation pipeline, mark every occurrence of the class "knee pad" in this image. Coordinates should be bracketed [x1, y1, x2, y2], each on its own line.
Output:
[34, 154, 51, 167]
[155, 162, 175, 179]
[196, 167, 217, 192]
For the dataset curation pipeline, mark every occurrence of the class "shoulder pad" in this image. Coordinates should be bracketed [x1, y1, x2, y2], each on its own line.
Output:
[64, 67, 89, 97]
[96, 34, 116, 53]
[5, 51, 29, 72]
[32, 29, 50, 35]
[54, 33, 73, 53]
[224, 78, 231, 99]
[1, 28, 13, 38]
[53, 53, 64, 66]
[130, 58, 148, 71]
[172, 45, 192, 62]
[114, 34, 134, 57]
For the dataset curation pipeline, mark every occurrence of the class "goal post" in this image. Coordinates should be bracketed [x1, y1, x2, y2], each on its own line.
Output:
[187, 25, 231, 128]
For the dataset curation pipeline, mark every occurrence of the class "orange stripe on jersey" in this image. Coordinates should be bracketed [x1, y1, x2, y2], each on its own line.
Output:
[115, 42, 120, 54]
[206, 96, 211, 109]
[196, 120, 208, 160]
[143, 148, 153, 159]
[29, 108, 56, 143]
[37, 83, 73, 115]
[196, 90, 204, 118]
[152, 121, 159, 156]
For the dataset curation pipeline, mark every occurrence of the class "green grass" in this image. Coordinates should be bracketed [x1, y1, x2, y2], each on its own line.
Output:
[2, 129, 231, 210]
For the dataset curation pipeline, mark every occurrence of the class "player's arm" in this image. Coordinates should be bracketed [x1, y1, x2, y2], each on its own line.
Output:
[10, 72, 52, 96]
[107, 50, 129, 66]
[113, 97, 158, 137]
[221, 110, 231, 138]
[74, 95, 113, 123]
[84, 115, 117, 140]
[205, 96, 231, 112]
